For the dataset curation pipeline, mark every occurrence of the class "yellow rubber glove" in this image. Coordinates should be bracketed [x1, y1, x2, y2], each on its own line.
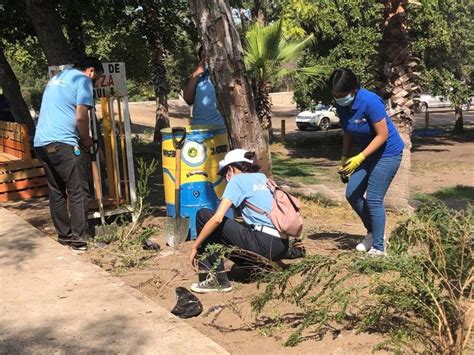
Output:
[339, 153, 365, 175]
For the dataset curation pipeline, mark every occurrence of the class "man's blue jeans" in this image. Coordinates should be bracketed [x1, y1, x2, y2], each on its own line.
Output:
[345, 153, 402, 251]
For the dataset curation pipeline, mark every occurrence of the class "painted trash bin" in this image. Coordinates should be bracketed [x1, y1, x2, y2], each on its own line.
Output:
[161, 125, 231, 239]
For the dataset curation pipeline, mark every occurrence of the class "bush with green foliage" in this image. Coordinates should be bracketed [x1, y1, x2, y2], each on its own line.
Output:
[286, 0, 473, 110]
[92, 158, 159, 271]
[251, 200, 472, 353]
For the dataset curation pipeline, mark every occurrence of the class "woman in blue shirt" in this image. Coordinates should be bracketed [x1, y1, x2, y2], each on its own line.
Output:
[328, 68, 404, 256]
[183, 46, 226, 127]
[189, 149, 289, 293]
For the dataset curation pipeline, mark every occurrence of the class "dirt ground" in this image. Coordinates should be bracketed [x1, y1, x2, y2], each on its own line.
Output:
[3, 99, 474, 354]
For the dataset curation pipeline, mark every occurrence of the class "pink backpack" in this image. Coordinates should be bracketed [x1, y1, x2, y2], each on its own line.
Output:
[245, 178, 303, 238]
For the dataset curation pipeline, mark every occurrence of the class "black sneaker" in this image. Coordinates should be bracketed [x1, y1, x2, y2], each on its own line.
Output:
[71, 237, 88, 252]
[190, 274, 232, 293]
[58, 236, 73, 246]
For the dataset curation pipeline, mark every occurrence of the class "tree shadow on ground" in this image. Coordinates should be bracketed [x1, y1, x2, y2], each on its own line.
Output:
[132, 122, 156, 135]
[0, 315, 148, 354]
[0, 197, 53, 238]
[0, 216, 45, 268]
[412, 127, 474, 152]
[306, 232, 363, 251]
[272, 143, 341, 170]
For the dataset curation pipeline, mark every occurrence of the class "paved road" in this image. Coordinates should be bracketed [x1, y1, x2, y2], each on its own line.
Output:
[126, 100, 474, 136]
[270, 106, 474, 133]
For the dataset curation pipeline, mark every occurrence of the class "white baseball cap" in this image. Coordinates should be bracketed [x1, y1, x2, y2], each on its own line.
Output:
[218, 149, 254, 175]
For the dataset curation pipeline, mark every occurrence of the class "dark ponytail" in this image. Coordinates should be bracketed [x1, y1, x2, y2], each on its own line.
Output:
[230, 151, 261, 173]
[327, 68, 359, 93]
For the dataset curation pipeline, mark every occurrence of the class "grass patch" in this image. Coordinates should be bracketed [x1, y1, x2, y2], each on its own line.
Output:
[296, 192, 338, 207]
[412, 184, 474, 209]
[432, 185, 474, 203]
[272, 154, 320, 185]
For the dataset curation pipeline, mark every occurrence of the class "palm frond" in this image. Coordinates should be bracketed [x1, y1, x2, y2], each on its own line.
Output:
[278, 34, 315, 63]
[244, 19, 317, 86]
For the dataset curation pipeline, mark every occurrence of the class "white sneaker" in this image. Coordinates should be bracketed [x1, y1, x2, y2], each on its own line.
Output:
[367, 247, 387, 257]
[190, 274, 232, 294]
[356, 233, 372, 252]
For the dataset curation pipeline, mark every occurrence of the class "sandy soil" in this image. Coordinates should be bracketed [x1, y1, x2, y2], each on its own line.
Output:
[3, 99, 473, 354]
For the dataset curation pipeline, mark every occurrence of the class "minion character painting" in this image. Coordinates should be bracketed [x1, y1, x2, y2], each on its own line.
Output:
[161, 125, 231, 239]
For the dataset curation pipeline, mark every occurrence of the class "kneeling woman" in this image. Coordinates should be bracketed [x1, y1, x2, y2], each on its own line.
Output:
[189, 149, 289, 293]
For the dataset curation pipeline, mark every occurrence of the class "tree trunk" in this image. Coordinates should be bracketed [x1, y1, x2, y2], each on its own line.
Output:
[254, 82, 273, 143]
[375, 0, 419, 210]
[239, 8, 248, 32]
[25, 0, 76, 65]
[142, 0, 170, 143]
[453, 106, 463, 133]
[189, 0, 271, 174]
[252, 0, 266, 25]
[385, 127, 411, 209]
[63, 3, 86, 61]
[153, 92, 170, 143]
[0, 43, 36, 137]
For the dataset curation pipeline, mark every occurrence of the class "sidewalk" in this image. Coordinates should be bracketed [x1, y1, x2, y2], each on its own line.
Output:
[0, 207, 228, 354]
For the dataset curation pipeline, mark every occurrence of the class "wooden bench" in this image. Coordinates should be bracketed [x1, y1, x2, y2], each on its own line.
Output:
[0, 122, 48, 202]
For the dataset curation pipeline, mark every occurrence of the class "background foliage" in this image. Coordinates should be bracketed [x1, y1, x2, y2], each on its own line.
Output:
[1, 0, 472, 108]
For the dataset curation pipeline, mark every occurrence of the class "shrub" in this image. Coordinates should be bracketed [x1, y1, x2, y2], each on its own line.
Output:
[251, 200, 473, 353]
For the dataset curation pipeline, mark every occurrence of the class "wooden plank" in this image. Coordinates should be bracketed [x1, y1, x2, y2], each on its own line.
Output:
[3, 121, 20, 131]
[109, 97, 121, 206]
[0, 153, 18, 162]
[117, 97, 130, 204]
[0, 159, 43, 173]
[0, 134, 24, 143]
[0, 167, 45, 183]
[0, 123, 31, 161]
[101, 97, 116, 198]
[0, 152, 20, 161]
[2, 139, 25, 153]
[122, 96, 136, 204]
[0, 186, 49, 202]
[0, 177, 48, 193]
[0, 121, 12, 130]
[20, 125, 31, 159]
[2, 146, 24, 159]
[88, 197, 126, 211]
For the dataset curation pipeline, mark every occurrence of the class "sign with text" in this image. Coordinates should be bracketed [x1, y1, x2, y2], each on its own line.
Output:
[94, 62, 127, 98]
[48, 62, 128, 98]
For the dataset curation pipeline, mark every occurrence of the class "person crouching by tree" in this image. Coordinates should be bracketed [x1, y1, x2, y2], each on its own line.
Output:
[329, 68, 404, 256]
[189, 149, 289, 293]
[34, 57, 103, 251]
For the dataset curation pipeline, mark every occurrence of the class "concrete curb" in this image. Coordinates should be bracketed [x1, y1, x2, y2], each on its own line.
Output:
[0, 207, 228, 354]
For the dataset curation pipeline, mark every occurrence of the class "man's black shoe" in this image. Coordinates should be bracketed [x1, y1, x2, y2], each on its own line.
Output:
[58, 236, 73, 246]
[71, 236, 88, 251]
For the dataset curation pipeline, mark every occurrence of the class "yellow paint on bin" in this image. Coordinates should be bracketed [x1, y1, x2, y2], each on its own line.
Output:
[161, 125, 229, 207]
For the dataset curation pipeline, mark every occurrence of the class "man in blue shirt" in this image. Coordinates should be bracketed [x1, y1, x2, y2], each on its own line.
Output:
[183, 46, 225, 127]
[34, 57, 103, 251]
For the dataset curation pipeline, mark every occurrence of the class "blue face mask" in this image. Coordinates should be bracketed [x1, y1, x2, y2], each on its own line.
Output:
[334, 93, 355, 107]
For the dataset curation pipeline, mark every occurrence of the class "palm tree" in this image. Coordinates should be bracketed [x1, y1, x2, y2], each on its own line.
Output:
[244, 20, 325, 140]
[374, 0, 420, 209]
